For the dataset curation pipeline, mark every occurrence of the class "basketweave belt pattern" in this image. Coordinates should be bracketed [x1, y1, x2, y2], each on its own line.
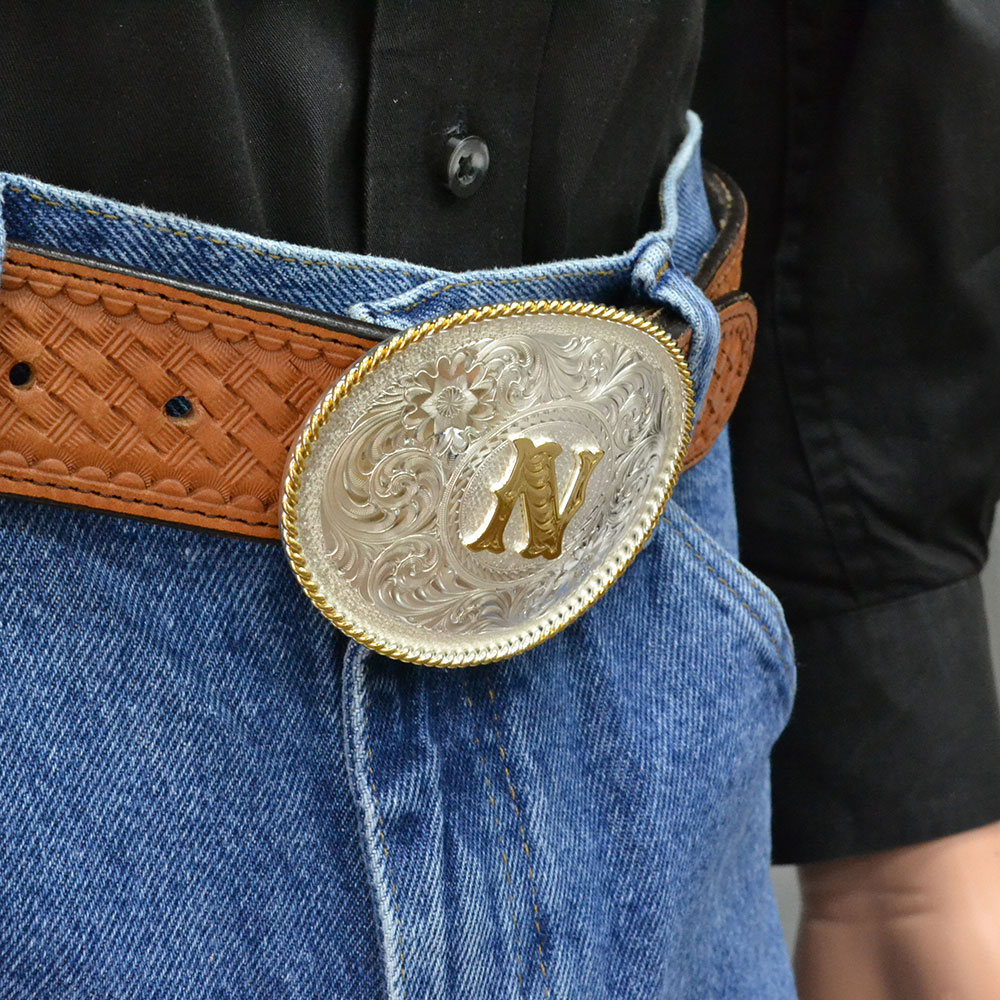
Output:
[0, 169, 755, 541]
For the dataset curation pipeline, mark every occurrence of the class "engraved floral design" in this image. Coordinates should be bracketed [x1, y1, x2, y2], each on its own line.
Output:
[401, 354, 497, 453]
[318, 322, 684, 640]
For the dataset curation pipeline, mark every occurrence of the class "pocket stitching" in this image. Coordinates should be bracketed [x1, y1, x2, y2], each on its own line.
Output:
[662, 512, 792, 675]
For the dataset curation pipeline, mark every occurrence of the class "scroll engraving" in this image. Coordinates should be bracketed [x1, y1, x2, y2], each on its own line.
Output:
[310, 316, 687, 640]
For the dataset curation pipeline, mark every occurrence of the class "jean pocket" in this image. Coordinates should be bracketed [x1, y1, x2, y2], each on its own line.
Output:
[655, 498, 797, 721]
[352, 492, 799, 998]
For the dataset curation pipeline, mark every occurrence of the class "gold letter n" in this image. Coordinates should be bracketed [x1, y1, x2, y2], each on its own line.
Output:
[467, 437, 604, 560]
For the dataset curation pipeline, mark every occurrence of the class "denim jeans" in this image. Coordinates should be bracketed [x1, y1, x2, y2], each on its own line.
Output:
[0, 113, 797, 998]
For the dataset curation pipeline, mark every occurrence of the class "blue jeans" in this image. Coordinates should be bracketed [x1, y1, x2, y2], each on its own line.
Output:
[0, 113, 797, 998]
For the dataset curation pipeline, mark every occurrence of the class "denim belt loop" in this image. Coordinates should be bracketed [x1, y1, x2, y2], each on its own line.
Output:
[631, 111, 721, 422]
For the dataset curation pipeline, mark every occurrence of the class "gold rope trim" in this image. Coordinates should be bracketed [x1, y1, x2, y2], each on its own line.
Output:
[280, 299, 694, 667]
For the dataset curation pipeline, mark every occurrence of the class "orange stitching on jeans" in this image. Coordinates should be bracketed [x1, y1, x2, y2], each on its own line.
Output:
[465, 686, 529, 1000]
[9, 185, 627, 316]
[390, 268, 621, 315]
[668, 508, 783, 617]
[364, 698, 408, 997]
[7, 185, 413, 276]
[662, 516, 791, 671]
[488, 688, 551, 996]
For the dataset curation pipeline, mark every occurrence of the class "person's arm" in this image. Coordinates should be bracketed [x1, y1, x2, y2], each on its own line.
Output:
[795, 820, 1000, 999]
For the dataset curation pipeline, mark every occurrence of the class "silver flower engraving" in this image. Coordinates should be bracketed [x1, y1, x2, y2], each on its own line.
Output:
[401, 355, 496, 453]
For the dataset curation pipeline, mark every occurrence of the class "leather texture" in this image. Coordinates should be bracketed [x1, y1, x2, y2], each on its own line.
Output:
[684, 292, 757, 469]
[684, 165, 756, 468]
[0, 170, 755, 540]
[0, 249, 371, 538]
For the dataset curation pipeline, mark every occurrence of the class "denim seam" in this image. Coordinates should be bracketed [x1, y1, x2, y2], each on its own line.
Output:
[12, 258, 369, 343]
[669, 507, 783, 617]
[487, 687, 551, 998]
[463, 685, 530, 1000]
[385, 268, 623, 317]
[662, 515, 792, 673]
[656, 110, 703, 258]
[344, 644, 408, 1000]
[363, 695, 409, 999]
[6, 185, 415, 276]
[9, 185, 634, 326]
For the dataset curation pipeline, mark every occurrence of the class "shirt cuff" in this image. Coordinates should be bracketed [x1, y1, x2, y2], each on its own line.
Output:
[770, 574, 1000, 864]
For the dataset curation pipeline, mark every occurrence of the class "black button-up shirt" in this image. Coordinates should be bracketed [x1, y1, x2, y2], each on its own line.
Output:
[1, 0, 998, 864]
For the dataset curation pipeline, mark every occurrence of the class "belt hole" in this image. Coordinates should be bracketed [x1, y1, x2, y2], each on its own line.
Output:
[8, 362, 33, 388]
[165, 395, 194, 419]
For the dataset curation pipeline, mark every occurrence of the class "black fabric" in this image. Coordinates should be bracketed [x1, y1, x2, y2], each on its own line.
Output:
[0, 2, 700, 270]
[0, 0, 998, 863]
[771, 576, 1000, 864]
[0, 5, 373, 250]
[695, 0, 1000, 861]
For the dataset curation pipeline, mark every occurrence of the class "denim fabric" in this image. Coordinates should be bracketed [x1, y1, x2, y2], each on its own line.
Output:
[0, 112, 796, 998]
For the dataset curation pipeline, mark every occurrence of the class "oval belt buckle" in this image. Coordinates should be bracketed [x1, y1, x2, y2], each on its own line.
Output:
[280, 300, 693, 667]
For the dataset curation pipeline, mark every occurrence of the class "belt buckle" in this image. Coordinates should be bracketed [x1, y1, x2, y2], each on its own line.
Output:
[280, 300, 693, 667]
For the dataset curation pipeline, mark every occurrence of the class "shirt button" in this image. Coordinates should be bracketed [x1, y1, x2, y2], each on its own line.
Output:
[445, 135, 490, 198]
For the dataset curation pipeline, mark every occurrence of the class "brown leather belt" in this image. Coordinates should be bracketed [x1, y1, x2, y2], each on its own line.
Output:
[0, 169, 755, 541]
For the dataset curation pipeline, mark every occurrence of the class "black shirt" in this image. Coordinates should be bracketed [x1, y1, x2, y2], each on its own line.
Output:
[2, 0, 998, 863]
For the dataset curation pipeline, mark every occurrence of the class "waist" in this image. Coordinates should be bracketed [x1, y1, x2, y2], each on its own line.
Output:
[0, 116, 753, 544]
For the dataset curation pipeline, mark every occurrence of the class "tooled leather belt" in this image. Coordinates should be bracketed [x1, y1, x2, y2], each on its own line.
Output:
[0, 168, 755, 543]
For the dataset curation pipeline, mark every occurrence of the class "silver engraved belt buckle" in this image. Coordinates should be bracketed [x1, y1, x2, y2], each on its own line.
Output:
[280, 300, 693, 667]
